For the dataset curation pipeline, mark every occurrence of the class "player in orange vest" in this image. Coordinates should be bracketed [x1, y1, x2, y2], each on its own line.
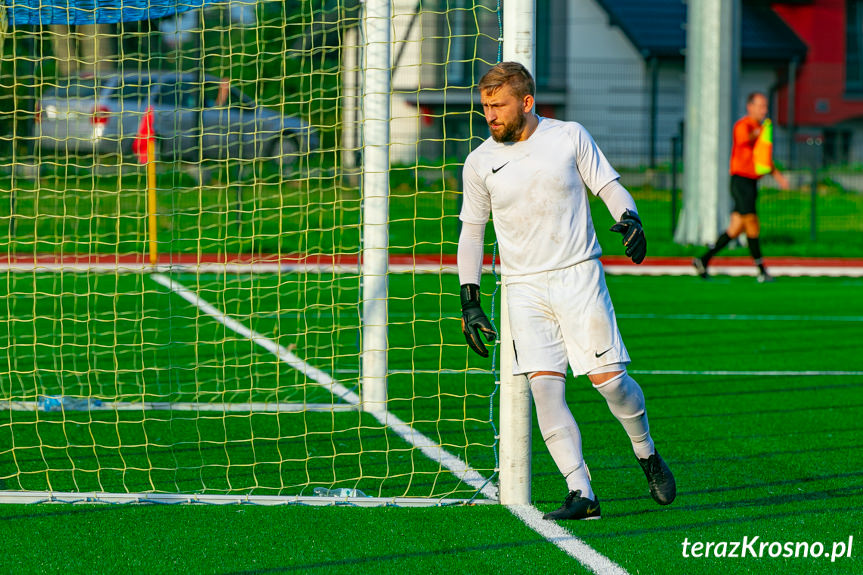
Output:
[693, 92, 789, 282]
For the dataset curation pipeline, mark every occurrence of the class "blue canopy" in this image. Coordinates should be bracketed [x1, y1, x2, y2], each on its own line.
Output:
[5, 0, 215, 26]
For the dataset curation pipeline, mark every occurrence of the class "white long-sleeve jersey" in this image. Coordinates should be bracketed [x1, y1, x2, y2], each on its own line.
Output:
[459, 117, 623, 278]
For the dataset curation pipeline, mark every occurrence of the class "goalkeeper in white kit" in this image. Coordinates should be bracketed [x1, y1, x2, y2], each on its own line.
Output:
[457, 62, 676, 520]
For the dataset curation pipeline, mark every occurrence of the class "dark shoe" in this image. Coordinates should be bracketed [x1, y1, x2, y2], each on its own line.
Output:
[543, 490, 601, 520]
[638, 451, 676, 505]
[692, 257, 709, 279]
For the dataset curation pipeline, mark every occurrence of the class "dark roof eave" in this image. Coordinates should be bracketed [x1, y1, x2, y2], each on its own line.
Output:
[649, 52, 806, 63]
[593, 0, 808, 64]
[633, 43, 806, 64]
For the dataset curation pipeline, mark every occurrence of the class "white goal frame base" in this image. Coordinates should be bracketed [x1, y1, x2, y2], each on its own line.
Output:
[0, 401, 355, 413]
[0, 491, 497, 507]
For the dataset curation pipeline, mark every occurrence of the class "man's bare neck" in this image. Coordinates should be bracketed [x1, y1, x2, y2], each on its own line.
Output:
[516, 114, 540, 142]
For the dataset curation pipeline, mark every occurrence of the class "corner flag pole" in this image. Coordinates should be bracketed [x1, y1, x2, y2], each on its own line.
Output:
[147, 138, 157, 266]
[135, 106, 158, 267]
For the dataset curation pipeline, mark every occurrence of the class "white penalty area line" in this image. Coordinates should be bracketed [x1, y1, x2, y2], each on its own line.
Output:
[150, 273, 360, 407]
[254, 311, 863, 323]
[261, 311, 863, 323]
[334, 368, 863, 377]
[630, 369, 863, 376]
[150, 273, 496, 501]
[333, 368, 493, 376]
[151, 273, 624, 573]
[617, 312, 863, 322]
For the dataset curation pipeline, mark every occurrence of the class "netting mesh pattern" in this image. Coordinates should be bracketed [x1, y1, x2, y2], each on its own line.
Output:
[0, 1, 501, 499]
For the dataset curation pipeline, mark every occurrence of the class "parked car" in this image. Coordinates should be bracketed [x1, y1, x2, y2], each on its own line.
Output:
[35, 72, 318, 172]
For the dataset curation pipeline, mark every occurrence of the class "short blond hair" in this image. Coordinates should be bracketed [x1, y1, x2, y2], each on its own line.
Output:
[478, 61, 535, 99]
[747, 91, 766, 104]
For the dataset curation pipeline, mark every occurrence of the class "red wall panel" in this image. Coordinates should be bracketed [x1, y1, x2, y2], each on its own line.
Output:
[773, 0, 863, 126]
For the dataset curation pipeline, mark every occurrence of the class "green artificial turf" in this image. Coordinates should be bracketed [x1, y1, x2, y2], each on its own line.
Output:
[2, 171, 862, 258]
[0, 273, 861, 574]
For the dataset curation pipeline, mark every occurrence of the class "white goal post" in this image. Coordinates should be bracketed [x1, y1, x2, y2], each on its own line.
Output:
[497, 0, 535, 507]
[361, 0, 391, 415]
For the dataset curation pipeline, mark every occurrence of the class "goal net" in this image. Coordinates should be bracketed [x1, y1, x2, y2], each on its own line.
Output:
[0, 0, 504, 504]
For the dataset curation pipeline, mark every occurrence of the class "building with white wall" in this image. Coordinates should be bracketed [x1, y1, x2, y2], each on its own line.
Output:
[342, 0, 806, 168]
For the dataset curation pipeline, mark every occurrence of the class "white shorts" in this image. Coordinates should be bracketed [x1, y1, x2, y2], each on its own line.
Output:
[506, 259, 630, 376]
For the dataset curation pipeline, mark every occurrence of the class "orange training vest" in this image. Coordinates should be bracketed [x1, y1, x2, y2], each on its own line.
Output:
[729, 116, 762, 180]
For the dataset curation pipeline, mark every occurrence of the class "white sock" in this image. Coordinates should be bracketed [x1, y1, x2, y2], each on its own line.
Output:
[593, 371, 655, 460]
[530, 374, 594, 499]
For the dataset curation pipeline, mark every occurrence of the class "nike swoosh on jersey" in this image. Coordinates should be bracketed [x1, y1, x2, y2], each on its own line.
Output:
[594, 348, 612, 358]
[491, 162, 509, 174]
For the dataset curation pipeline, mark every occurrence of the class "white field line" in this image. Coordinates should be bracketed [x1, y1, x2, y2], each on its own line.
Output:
[629, 370, 863, 376]
[332, 368, 863, 377]
[617, 313, 863, 322]
[150, 273, 495, 500]
[3, 262, 863, 277]
[227, 311, 863, 322]
[152, 273, 624, 573]
[328, 368, 494, 376]
[0, 401, 355, 413]
[150, 273, 360, 406]
[508, 505, 629, 575]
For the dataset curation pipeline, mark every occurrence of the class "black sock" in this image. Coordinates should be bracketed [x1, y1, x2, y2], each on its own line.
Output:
[702, 232, 732, 264]
[748, 237, 766, 273]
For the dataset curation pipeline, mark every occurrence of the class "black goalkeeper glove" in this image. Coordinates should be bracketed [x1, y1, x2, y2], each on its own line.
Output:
[460, 284, 497, 358]
[610, 210, 647, 264]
